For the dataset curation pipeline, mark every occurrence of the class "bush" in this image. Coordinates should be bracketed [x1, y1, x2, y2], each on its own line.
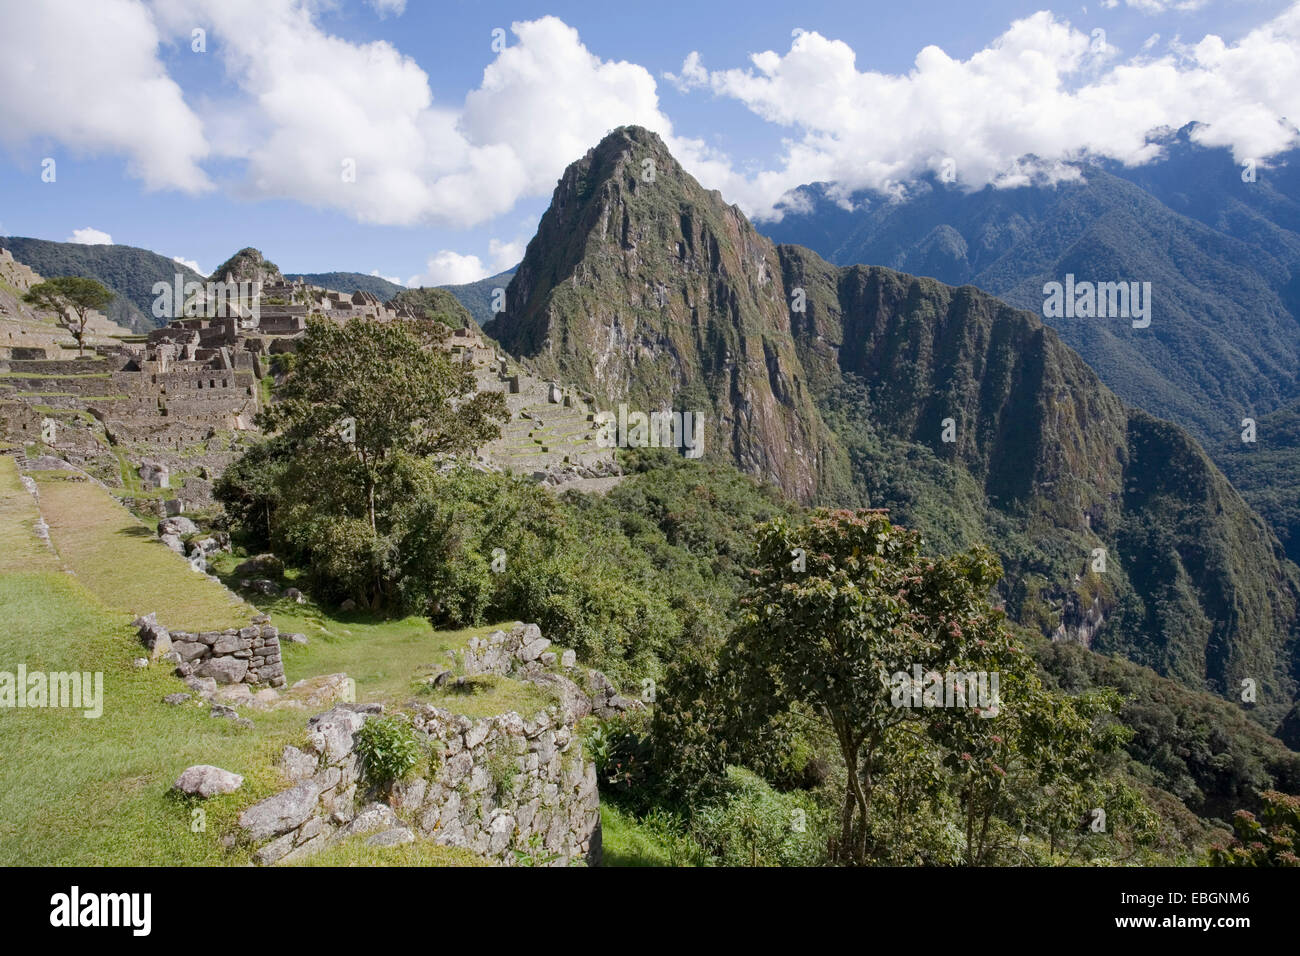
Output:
[354, 715, 423, 787]
[690, 767, 830, 867]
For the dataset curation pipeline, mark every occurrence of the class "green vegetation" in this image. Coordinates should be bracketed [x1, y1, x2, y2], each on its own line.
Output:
[354, 714, 423, 787]
[35, 471, 252, 630]
[23, 276, 115, 356]
[1210, 790, 1300, 866]
[387, 286, 476, 329]
[2, 236, 204, 332]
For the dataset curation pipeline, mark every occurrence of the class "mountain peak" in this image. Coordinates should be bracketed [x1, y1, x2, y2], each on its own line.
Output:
[209, 247, 282, 285]
[492, 128, 834, 500]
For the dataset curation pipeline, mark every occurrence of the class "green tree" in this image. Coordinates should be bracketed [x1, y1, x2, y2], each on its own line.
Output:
[261, 317, 507, 537]
[724, 509, 1020, 864]
[253, 318, 507, 607]
[1209, 790, 1300, 866]
[23, 277, 114, 356]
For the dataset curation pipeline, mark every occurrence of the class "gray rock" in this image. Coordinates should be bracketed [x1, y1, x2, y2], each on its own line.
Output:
[184, 675, 217, 697]
[238, 780, 323, 841]
[277, 745, 318, 783]
[131, 657, 149, 669]
[172, 640, 207, 662]
[254, 831, 296, 866]
[284, 588, 306, 604]
[173, 764, 243, 798]
[282, 632, 309, 645]
[163, 692, 191, 705]
[159, 533, 185, 554]
[194, 657, 248, 684]
[342, 802, 399, 838]
[339, 598, 357, 612]
[560, 649, 576, 669]
[518, 637, 551, 662]
[159, 516, 198, 537]
[305, 706, 368, 762]
[366, 827, 414, 848]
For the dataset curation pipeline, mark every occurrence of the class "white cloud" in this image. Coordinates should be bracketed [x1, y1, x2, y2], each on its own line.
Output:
[369, 268, 404, 286]
[406, 237, 525, 286]
[1142, 32, 1162, 50]
[366, 0, 406, 17]
[1127, 0, 1208, 14]
[672, 6, 1300, 219]
[407, 251, 490, 287]
[173, 255, 205, 275]
[68, 228, 113, 245]
[145, 5, 677, 228]
[0, 0, 209, 192]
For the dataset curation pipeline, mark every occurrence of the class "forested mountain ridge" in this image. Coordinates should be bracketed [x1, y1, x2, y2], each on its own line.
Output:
[493, 126, 1300, 729]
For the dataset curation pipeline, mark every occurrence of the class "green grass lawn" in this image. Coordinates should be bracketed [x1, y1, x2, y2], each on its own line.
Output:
[0, 459, 564, 865]
[598, 803, 704, 867]
[34, 470, 253, 630]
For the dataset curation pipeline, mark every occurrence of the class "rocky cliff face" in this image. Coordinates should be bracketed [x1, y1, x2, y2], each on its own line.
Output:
[493, 127, 835, 501]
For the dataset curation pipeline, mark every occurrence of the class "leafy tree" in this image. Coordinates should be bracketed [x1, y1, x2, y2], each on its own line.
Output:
[245, 318, 506, 607]
[260, 317, 507, 537]
[23, 276, 114, 355]
[724, 509, 1019, 863]
[1209, 790, 1300, 866]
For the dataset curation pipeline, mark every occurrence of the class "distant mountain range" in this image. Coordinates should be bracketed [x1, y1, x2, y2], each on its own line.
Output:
[760, 128, 1300, 563]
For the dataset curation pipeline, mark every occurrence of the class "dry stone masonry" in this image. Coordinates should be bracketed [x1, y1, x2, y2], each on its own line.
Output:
[136, 612, 286, 688]
[233, 623, 612, 866]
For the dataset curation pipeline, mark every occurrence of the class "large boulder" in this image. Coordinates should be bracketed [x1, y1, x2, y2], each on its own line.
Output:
[173, 765, 243, 799]
[159, 515, 198, 537]
[233, 553, 284, 578]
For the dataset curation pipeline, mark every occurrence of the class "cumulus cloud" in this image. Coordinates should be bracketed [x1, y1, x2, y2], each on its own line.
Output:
[370, 268, 404, 286]
[173, 255, 205, 275]
[406, 236, 525, 286]
[0, 0, 209, 192]
[68, 228, 113, 245]
[145, 4, 678, 228]
[407, 251, 490, 286]
[671, 6, 1300, 219]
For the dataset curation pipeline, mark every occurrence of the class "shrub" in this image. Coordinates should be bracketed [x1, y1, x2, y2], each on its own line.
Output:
[690, 767, 829, 867]
[354, 715, 422, 787]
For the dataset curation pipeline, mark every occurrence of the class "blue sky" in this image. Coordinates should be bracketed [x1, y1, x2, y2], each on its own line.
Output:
[1, 0, 1297, 284]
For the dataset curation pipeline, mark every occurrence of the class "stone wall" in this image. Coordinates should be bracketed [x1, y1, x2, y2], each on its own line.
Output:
[241, 700, 600, 866]
[136, 612, 286, 688]
[234, 622, 612, 866]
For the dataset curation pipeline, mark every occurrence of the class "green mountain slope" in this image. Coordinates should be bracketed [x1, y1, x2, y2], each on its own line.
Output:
[442, 270, 515, 325]
[1, 236, 205, 333]
[1214, 397, 1300, 565]
[495, 127, 1300, 728]
[762, 168, 1300, 449]
[492, 126, 841, 502]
